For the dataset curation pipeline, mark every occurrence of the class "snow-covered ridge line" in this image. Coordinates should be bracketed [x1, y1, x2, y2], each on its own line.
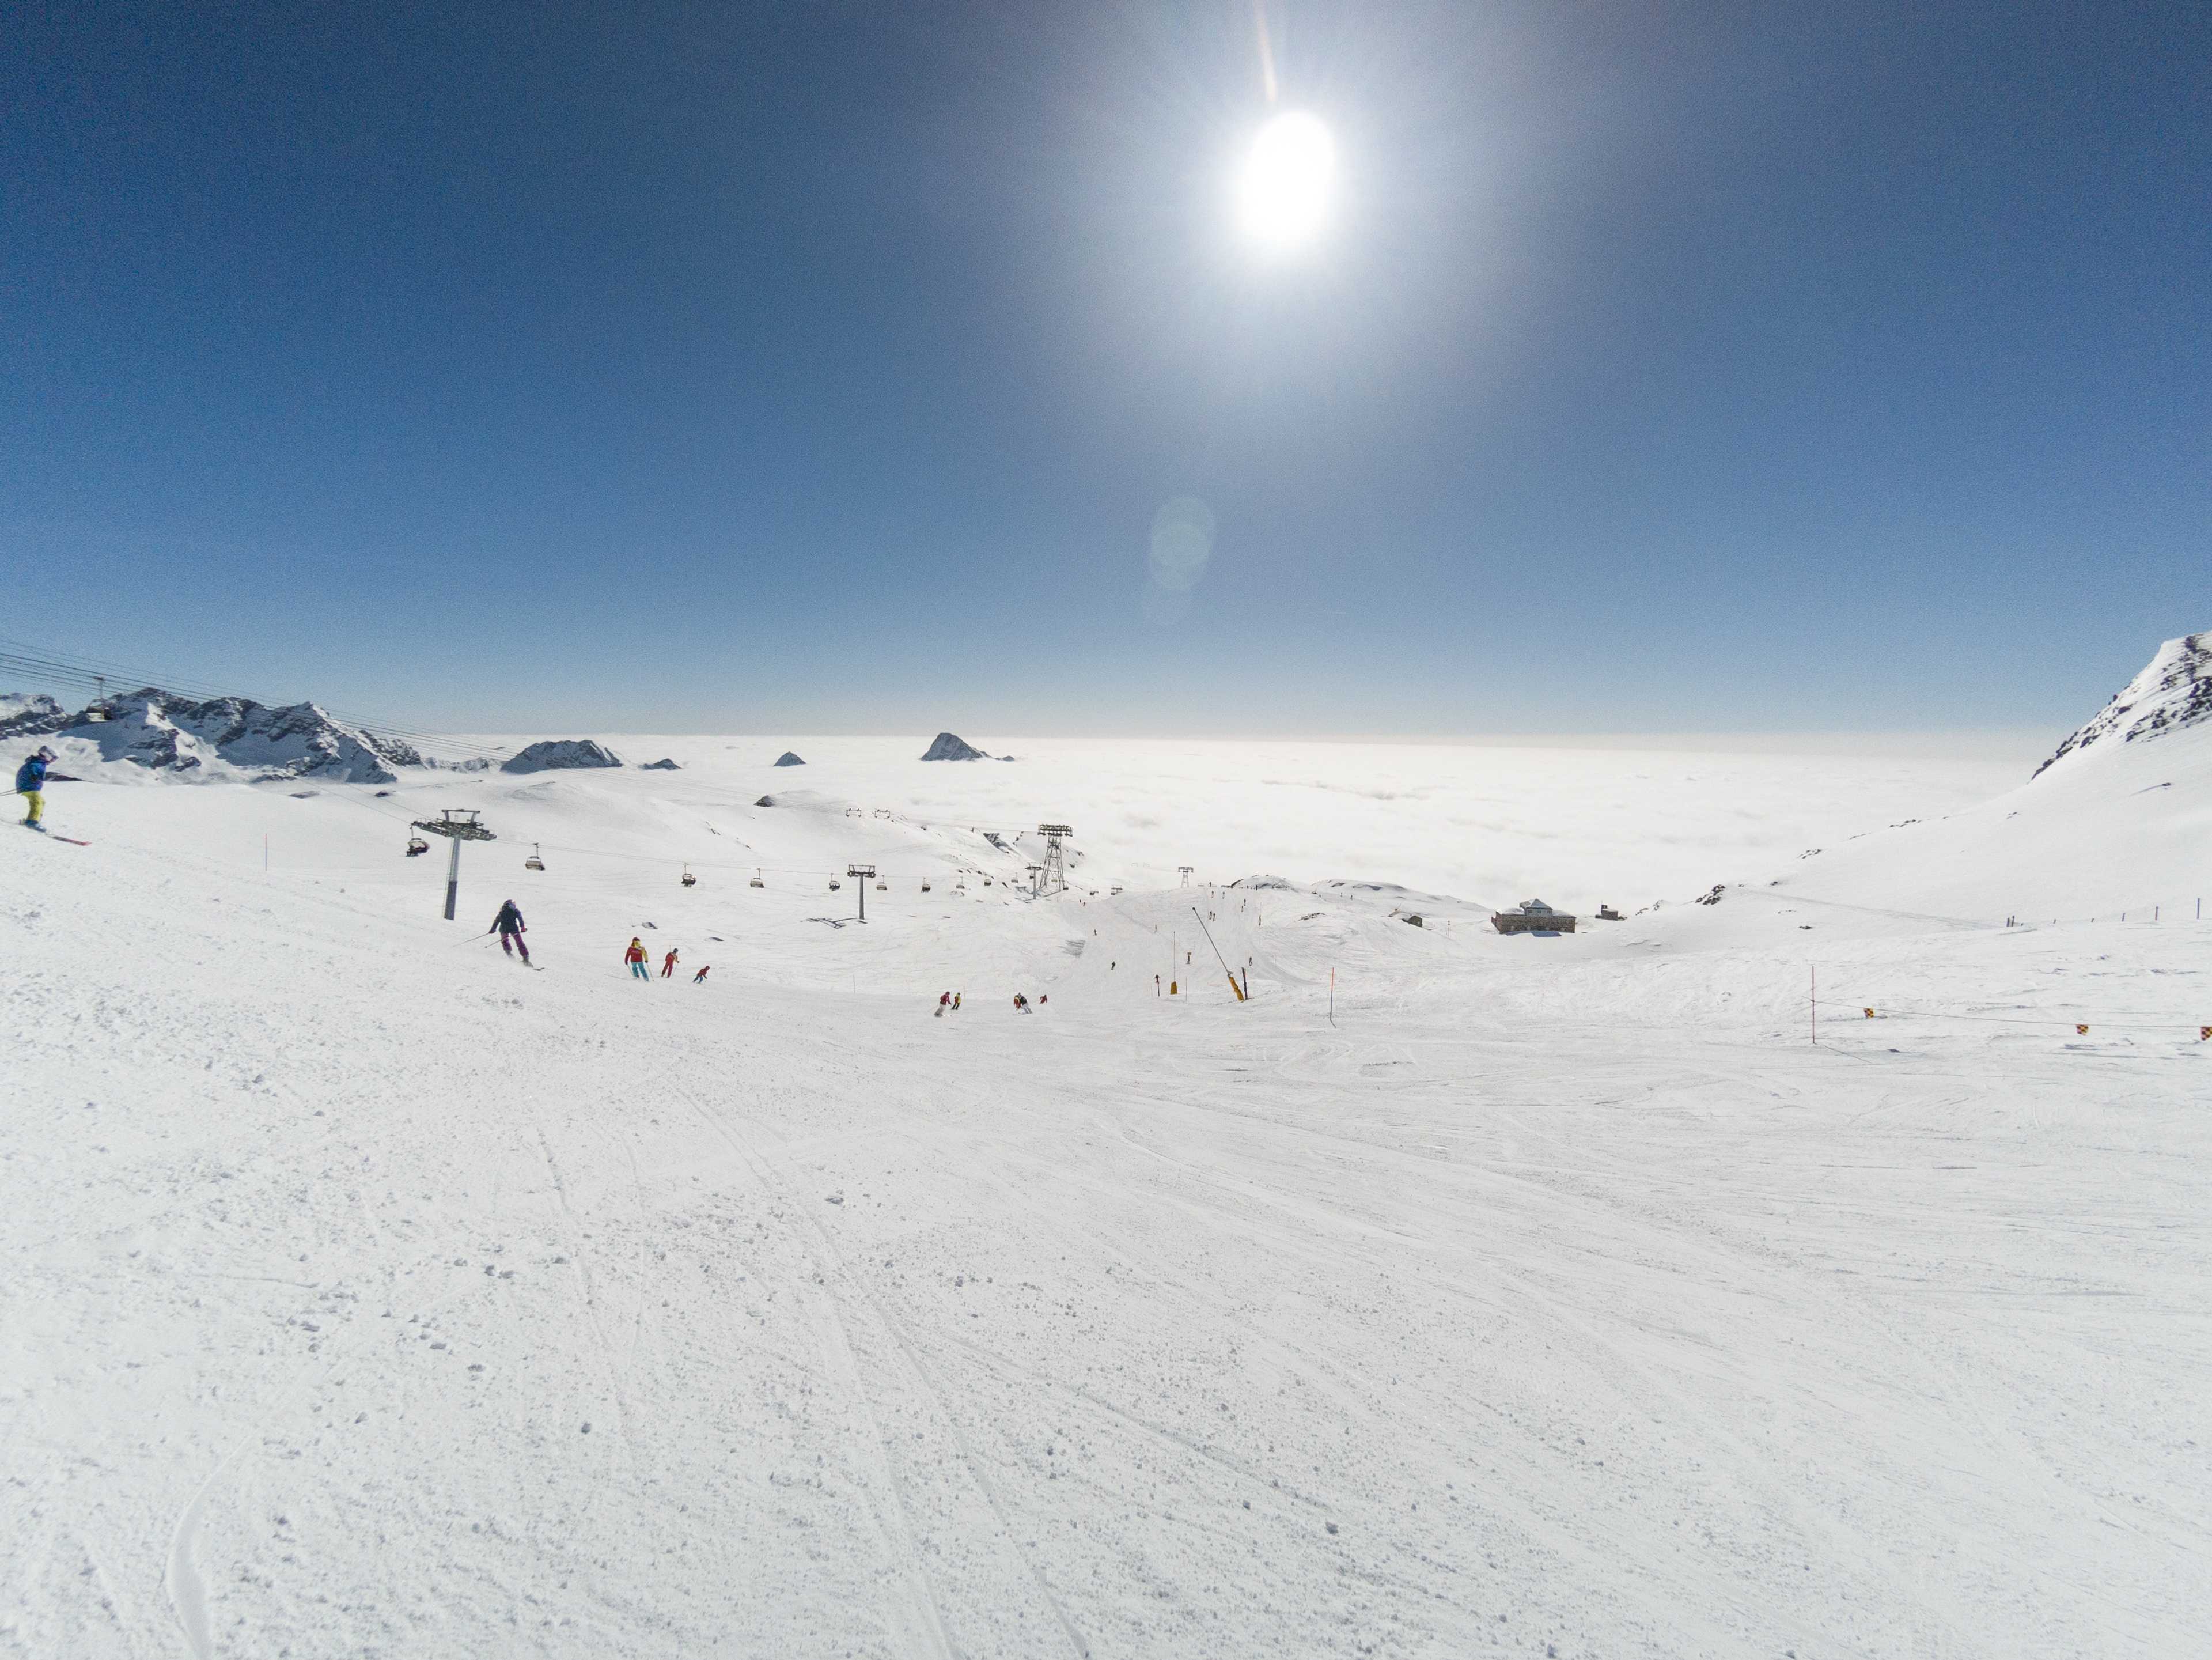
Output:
[2034, 630, 2212, 777]
[0, 686, 423, 784]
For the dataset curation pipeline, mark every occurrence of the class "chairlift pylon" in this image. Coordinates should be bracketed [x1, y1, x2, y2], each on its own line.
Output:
[681, 864, 697, 888]
[525, 842, 545, 872]
[749, 867, 764, 889]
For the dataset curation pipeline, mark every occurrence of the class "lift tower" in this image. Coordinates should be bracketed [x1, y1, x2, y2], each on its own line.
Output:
[1036, 824, 1073, 897]
[412, 809, 495, 921]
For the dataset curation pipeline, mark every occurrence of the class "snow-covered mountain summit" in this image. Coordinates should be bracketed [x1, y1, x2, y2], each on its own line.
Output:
[1753, 632, 2212, 928]
[2033, 631, 2212, 777]
[0, 687, 421, 784]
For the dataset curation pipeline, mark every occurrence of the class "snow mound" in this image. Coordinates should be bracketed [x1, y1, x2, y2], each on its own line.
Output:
[502, 739, 624, 774]
[921, 732, 990, 762]
[641, 758, 681, 771]
[2034, 631, 2212, 776]
[1, 687, 421, 783]
[774, 751, 806, 766]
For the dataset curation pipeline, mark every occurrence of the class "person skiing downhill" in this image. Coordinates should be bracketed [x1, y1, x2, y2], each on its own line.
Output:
[15, 746, 56, 830]
[491, 899, 529, 964]
[691, 965, 710, 984]
[661, 948, 680, 979]
[625, 938, 650, 981]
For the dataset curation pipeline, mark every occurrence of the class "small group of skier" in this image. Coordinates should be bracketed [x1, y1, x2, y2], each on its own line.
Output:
[625, 937, 708, 984]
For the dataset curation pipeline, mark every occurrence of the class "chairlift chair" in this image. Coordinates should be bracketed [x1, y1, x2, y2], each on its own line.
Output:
[829, 878, 841, 891]
[681, 864, 697, 888]
[875, 879, 887, 891]
[406, 834, 429, 857]
[920, 880, 932, 893]
[749, 868, 764, 889]
[525, 843, 545, 872]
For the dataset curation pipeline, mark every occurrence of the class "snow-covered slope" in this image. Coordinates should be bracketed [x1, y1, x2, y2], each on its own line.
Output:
[7, 718, 2209, 1657]
[1748, 636, 2212, 930]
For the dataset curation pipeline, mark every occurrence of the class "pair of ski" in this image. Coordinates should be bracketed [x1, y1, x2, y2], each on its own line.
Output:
[24, 826, 90, 845]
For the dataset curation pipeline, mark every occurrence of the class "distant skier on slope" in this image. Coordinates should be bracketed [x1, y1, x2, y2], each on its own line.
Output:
[936, 991, 952, 1017]
[692, 965, 710, 984]
[661, 947, 680, 979]
[625, 938, 650, 981]
[16, 746, 56, 831]
[1013, 993, 1030, 1014]
[491, 899, 530, 964]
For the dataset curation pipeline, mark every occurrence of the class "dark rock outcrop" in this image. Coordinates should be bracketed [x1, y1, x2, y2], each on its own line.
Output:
[502, 740, 624, 774]
[921, 732, 988, 762]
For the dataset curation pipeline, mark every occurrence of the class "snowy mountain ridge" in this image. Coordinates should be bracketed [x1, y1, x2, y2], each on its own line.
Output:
[2033, 630, 2212, 777]
[0, 687, 422, 784]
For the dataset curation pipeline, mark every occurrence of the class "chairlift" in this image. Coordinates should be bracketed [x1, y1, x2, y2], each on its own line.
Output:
[525, 843, 545, 872]
[406, 834, 429, 857]
[681, 864, 697, 888]
[875, 879, 887, 891]
[749, 868, 764, 889]
[829, 878, 841, 891]
[920, 880, 932, 893]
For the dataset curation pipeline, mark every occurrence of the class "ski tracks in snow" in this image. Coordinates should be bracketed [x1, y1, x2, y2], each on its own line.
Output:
[668, 1075, 1089, 1660]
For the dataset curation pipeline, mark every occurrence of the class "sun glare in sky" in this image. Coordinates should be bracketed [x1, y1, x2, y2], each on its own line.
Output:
[1238, 110, 1335, 248]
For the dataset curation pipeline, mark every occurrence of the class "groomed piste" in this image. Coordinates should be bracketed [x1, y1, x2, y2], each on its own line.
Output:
[6, 645, 2211, 1658]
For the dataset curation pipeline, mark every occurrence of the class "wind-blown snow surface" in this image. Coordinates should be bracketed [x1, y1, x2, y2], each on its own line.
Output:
[5, 732, 2209, 1658]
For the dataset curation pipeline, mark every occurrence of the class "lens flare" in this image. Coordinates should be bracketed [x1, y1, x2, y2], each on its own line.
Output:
[1238, 111, 1334, 248]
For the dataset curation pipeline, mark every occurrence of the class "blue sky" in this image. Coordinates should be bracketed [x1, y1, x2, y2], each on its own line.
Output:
[3, 2, 2205, 735]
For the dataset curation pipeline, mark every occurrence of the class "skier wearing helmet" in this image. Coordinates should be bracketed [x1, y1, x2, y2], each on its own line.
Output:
[490, 898, 529, 964]
[15, 746, 57, 831]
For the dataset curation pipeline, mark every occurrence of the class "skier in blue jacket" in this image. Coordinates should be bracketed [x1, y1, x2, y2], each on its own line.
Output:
[16, 746, 56, 831]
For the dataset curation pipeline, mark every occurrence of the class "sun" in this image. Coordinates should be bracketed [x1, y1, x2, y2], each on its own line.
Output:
[1238, 111, 1335, 249]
